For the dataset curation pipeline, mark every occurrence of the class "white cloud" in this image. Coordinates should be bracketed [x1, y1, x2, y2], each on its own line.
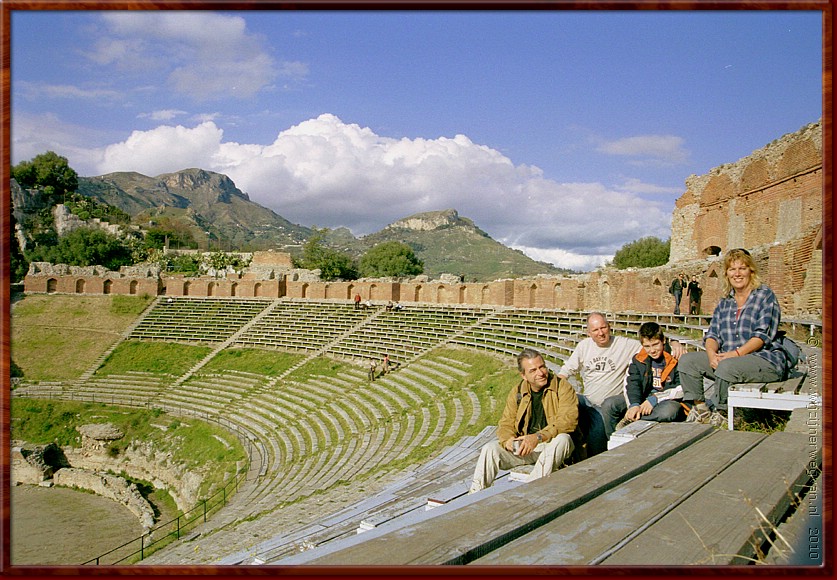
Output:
[15, 81, 122, 101]
[597, 134, 689, 165]
[139, 109, 188, 121]
[99, 122, 225, 176]
[41, 114, 676, 271]
[508, 245, 611, 273]
[614, 177, 683, 196]
[85, 12, 288, 101]
[11, 112, 110, 171]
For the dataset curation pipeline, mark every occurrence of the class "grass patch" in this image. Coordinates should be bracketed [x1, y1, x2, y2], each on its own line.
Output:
[287, 356, 348, 382]
[110, 294, 155, 315]
[11, 294, 154, 382]
[203, 348, 304, 376]
[12, 327, 122, 382]
[734, 408, 791, 434]
[97, 340, 211, 375]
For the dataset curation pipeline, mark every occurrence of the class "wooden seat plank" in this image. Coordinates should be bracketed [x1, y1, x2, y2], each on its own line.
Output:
[286, 423, 713, 565]
[473, 430, 764, 565]
[601, 431, 820, 565]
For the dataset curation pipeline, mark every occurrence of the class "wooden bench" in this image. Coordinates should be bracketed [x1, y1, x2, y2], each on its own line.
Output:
[278, 423, 714, 565]
[726, 345, 822, 430]
[275, 423, 820, 566]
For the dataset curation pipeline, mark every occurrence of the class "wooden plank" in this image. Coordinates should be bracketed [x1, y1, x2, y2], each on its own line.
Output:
[762, 473, 823, 565]
[601, 431, 820, 565]
[289, 423, 713, 565]
[472, 430, 765, 565]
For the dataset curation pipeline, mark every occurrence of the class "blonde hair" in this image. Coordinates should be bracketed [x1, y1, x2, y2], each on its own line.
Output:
[722, 248, 761, 295]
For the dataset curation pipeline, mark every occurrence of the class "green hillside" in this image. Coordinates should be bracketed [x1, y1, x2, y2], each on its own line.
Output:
[361, 209, 571, 281]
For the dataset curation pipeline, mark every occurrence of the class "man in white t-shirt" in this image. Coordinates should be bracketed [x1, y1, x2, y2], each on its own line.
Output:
[558, 312, 683, 456]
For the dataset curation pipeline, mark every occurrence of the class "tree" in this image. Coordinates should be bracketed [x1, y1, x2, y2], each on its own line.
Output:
[12, 151, 79, 201]
[296, 228, 358, 281]
[9, 213, 29, 283]
[611, 236, 670, 269]
[359, 241, 424, 278]
[27, 227, 133, 271]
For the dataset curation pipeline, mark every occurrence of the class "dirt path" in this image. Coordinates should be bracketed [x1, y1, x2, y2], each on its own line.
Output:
[11, 484, 145, 565]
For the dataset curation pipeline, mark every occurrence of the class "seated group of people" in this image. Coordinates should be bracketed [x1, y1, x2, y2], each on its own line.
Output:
[470, 248, 792, 493]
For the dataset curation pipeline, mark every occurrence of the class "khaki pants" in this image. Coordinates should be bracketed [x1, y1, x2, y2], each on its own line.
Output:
[469, 434, 574, 493]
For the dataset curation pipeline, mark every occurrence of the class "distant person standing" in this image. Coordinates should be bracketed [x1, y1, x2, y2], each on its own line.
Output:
[354, 293, 362, 309]
[687, 275, 703, 315]
[669, 274, 685, 315]
[369, 360, 377, 381]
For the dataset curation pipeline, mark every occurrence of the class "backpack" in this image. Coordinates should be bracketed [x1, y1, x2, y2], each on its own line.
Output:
[774, 330, 803, 378]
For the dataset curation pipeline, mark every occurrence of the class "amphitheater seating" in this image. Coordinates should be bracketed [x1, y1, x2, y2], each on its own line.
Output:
[15, 296, 826, 567]
[129, 297, 273, 343]
[235, 300, 374, 352]
[449, 308, 586, 368]
[18, 297, 748, 560]
[62, 371, 174, 407]
[202, 353, 485, 513]
[325, 305, 492, 364]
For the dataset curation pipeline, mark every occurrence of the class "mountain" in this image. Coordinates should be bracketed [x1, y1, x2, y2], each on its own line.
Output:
[77, 169, 312, 252]
[76, 170, 570, 281]
[359, 209, 570, 281]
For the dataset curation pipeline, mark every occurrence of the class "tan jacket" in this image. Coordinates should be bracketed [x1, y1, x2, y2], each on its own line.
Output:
[496, 372, 579, 446]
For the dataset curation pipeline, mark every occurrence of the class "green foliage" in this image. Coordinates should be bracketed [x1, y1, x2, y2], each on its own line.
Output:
[168, 253, 202, 274]
[144, 222, 197, 251]
[65, 193, 132, 225]
[9, 213, 29, 283]
[26, 227, 133, 271]
[359, 241, 424, 278]
[296, 228, 358, 281]
[205, 250, 248, 272]
[10, 359, 24, 379]
[611, 236, 671, 269]
[12, 151, 79, 201]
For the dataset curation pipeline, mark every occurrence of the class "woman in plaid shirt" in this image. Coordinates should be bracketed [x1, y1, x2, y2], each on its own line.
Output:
[677, 248, 787, 426]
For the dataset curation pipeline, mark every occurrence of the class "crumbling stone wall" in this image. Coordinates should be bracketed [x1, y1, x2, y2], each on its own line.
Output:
[53, 468, 155, 530]
[671, 120, 821, 263]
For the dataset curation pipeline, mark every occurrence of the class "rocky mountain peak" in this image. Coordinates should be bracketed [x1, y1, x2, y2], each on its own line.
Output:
[158, 169, 250, 204]
[385, 209, 465, 232]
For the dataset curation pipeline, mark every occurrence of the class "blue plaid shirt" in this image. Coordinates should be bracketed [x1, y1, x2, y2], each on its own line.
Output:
[705, 284, 786, 372]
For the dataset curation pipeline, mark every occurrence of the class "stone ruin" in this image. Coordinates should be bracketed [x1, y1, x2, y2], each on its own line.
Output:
[12, 423, 156, 531]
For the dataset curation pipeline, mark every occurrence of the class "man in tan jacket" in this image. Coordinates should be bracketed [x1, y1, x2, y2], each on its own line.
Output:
[469, 348, 579, 493]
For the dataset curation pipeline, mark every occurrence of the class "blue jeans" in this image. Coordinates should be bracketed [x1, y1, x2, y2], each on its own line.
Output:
[577, 395, 608, 457]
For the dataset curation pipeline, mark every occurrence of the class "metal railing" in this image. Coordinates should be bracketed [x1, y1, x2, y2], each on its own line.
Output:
[81, 468, 248, 565]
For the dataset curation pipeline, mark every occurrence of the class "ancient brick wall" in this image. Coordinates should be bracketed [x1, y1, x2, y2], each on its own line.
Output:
[671, 120, 822, 263]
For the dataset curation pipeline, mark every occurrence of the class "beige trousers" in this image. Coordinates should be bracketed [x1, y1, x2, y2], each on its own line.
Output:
[469, 433, 574, 493]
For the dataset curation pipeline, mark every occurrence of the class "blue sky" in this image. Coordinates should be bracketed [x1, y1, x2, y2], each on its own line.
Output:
[8, 8, 823, 270]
